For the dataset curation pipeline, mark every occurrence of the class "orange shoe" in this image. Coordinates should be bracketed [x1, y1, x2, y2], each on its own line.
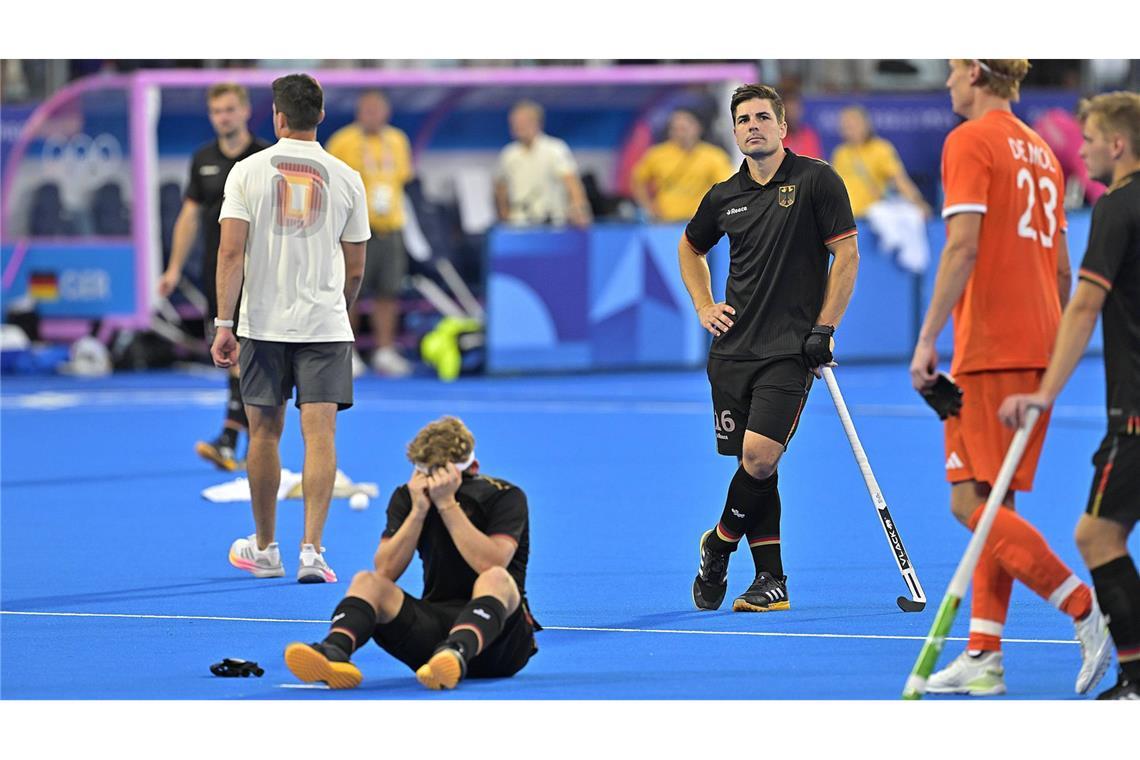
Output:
[284, 642, 362, 689]
[415, 645, 467, 690]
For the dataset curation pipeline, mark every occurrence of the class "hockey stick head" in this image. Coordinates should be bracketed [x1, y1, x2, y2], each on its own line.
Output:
[897, 596, 926, 613]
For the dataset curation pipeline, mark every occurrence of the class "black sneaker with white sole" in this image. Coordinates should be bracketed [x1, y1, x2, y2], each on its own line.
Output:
[692, 529, 730, 610]
[732, 571, 790, 612]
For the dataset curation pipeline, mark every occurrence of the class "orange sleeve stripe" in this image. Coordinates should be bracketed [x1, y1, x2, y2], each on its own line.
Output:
[824, 228, 857, 246]
[1078, 268, 1113, 292]
[684, 232, 709, 255]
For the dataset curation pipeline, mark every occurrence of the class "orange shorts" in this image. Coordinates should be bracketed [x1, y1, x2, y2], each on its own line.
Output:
[944, 369, 1052, 492]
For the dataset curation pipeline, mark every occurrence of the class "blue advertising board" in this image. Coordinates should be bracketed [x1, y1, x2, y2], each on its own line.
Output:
[1, 241, 137, 318]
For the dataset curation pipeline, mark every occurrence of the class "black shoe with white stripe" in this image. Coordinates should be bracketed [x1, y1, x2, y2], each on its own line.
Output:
[692, 529, 730, 610]
[732, 572, 790, 612]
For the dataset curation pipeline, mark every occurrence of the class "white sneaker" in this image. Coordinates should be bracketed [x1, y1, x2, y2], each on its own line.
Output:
[228, 535, 284, 578]
[371, 346, 412, 377]
[1075, 597, 1113, 694]
[297, 543, 337, 584]
[926, 650, 1007, 696]
[351, 349, 367, 379]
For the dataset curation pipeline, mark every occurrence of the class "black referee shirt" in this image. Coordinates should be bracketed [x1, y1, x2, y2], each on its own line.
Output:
[1078, 169, 1140, 434]
[185, 137, 271, 270]
[383, 473, 530, 603]
[684, 149, 857, 360]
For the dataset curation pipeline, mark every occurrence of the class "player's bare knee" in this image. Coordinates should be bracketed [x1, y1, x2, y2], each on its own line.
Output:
[1075, 516, 1128, 568]
[740, 448, 778, 480]
[474, 566, 519, 611]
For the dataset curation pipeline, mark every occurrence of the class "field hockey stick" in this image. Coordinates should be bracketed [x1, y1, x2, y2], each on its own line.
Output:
[821, 365, 926, 612]
[901, 406, 1041, 699]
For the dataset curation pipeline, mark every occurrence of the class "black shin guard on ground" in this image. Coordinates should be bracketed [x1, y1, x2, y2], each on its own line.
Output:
[324, 596, 377, 654]
[746, 472, 782, 577]
[225, 374, 248, 432]
[708, 466, 776, 554]
[445, 596, 507, 660]
[1091, 555, 1140, 681]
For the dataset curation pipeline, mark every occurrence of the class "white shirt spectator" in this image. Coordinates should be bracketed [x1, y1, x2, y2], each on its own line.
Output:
[496, 133, 578, 225]
[220, 138, 370, 342]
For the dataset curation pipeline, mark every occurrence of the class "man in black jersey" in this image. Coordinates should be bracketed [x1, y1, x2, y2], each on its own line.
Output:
[680, 84, 859, 613]
[157, 83, 270, 471]
[1000, 91, 1140, 700]
[284, 416, 538, 690]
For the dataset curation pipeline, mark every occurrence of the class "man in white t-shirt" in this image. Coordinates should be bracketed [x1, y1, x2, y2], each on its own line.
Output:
[211, 73, 370, 584]
[494, 100, 592, 227]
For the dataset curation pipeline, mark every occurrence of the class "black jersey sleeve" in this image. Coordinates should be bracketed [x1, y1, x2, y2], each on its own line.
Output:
[683, 186, 724, 254]
[184, 151, 205, 204]
[484, 488, 528, 544]
[1079, 195, 1133, 292]
[381, 486, 413, 539]
[812, 164, 858, 245]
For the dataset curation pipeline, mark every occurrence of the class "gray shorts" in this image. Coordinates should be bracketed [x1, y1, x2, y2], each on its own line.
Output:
[362, 230, 408, 299]
[238, 338, 354, 411]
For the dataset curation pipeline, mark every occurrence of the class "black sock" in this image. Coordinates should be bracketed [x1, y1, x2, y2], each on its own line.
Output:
[218, 426, 238, 450]
[745, 472, 782, 578]
[323, 596, 377, 656]
[707, 466, 776, 554]
[224, 374, 248, 438]
[445, 596, 507, 661]
[1091, 555, 1140, 682]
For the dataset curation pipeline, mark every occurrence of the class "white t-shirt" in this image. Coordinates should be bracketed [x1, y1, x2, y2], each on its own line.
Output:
[220, 137, 371, 342]
[495, 133, 578, 225]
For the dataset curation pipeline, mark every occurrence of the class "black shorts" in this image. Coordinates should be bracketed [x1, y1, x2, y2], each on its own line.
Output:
[371, 595, 538, 679]
[238, 338, 354, 411]
[707, 354, 813, 457]
[1085, 433, 1140, 527]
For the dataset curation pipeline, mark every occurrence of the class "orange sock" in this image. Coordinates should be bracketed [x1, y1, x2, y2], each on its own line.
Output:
[968, 504, 1092, 620]
[968, 545, 1013, 651]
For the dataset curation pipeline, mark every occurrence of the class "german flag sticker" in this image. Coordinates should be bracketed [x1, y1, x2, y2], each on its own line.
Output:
[29, 271, 60, 301]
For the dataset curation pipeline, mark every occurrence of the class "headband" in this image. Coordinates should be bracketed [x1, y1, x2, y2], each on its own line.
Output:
[414, 450, 476, 474]
[974, 59, 1017, 82]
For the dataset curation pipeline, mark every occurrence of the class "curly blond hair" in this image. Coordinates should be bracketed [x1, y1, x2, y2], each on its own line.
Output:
[406, 416, 475, 470]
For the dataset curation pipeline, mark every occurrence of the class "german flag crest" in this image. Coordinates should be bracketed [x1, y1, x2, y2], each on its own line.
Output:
[778, 185, 796, 208]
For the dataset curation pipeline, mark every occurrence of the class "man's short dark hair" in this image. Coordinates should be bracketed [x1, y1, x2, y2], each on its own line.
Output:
[272, 74, 323, 131]
[730, 84, 784, 124]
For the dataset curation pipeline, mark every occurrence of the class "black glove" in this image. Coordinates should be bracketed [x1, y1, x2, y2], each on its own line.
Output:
[919, 371, 964, 420]
[210, 658, 264, 677]
[802, 324, 835, 368]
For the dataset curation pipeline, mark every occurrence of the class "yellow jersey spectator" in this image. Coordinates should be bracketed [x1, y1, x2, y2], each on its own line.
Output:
[631, 108, 734, 222]
[831, 105, 931, 218]
[325, 90, 415, 377]
[832, 105, 932, 272]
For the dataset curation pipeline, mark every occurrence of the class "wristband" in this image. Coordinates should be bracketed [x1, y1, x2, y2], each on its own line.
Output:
[214, 318, 234, 328]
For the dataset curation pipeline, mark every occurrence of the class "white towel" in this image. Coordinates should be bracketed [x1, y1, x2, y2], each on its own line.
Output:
[201, 469, 379, 503]
[864, 199, 931, 274]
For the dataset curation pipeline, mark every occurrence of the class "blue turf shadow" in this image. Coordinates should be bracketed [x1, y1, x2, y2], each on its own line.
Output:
[1, 577, 286, 610]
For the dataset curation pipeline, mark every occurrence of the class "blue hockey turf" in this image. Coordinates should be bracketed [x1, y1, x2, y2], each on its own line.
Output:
[1, 358, 1132, 699]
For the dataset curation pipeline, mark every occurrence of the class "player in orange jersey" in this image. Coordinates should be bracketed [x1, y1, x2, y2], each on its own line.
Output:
[909, 59, 1112, 696]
